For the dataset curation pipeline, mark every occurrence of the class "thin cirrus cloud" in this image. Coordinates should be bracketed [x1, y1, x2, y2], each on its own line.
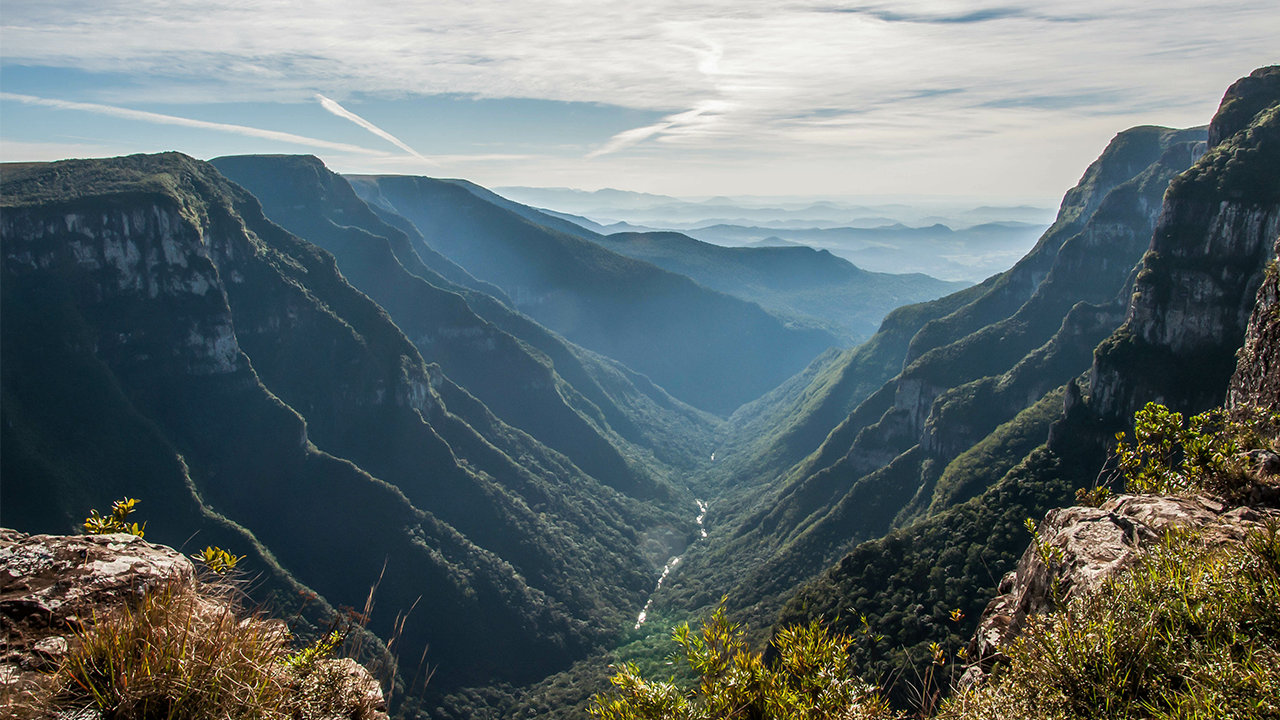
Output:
[588, 101, 735, 158]
[1, 1, 1276, 194]
[0, 92, 384, 156]
[2, 3, 1272, 127]
[315, 94, 436, 165]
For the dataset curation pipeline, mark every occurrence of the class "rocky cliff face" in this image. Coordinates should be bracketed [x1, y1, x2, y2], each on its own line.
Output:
[958, 69, 1280, 681]
[1091, 66, 1280, 420]
[1, 199, 244, 378]
[903, 125, 1197, 368]
[1228, 236, 1280, 416]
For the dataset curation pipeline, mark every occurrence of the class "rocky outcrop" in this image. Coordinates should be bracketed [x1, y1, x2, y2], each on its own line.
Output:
[0, 529, 388, 718]
[1, 530, 194, 685]
[963, 495, 1280, 683]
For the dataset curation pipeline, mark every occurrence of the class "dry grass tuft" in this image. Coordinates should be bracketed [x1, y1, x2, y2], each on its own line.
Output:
[50, 579, 292, 719]
[12, 576, 387, 720]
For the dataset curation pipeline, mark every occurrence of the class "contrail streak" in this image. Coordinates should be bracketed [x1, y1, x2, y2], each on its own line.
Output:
[315, 94, 435, 164]
[0, 92, 385, 156]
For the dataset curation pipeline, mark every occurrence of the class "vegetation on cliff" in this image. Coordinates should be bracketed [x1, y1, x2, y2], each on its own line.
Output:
[940, 402, 1280, 719]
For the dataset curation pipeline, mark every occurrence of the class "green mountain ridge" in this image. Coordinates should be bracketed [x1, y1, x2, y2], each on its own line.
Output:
[390, 179, 967, 346]
[210, 154, 713, 498]
[0, 153, 696, 697]
[346, 174, 840, 416]
[588, 230, 968, 343]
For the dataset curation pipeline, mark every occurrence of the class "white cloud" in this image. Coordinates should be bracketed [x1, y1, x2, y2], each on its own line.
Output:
[587, 101, 734, 157]
[0, 92, 385, 155]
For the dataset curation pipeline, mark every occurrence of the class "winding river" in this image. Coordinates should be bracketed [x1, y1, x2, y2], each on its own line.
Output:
[635, 499, 708, 629]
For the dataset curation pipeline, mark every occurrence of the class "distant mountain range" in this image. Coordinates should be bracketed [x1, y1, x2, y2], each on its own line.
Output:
[365, 182, 967, 345]
[588, 231, 968, 342]
[683, 221, 1048, 282]
[532, 204, 1051, 283]
[493, 186, 1058, 229]
[344, 174, 842, 416]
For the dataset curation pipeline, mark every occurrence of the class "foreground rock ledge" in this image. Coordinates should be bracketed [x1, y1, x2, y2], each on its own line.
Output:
[0, 529, 388, 719]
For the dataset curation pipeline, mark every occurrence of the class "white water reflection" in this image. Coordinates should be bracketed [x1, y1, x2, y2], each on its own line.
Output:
[635, 500, 709, 628]
[634, 556, 680, 628]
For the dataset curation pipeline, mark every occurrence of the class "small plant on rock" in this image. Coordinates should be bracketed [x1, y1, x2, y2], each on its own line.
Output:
[192, 546, 245, 575]
[83, 497, 146, 537]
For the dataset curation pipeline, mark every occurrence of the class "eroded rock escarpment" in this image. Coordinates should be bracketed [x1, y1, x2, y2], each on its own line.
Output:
[1091, 66, 1280, 420]
[965, 96, 1280, 676]
[0, 529, 387, 719]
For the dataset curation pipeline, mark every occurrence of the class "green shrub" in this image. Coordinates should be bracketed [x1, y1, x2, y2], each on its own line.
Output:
[1108, 402, 1278, 499]
[589, 602, 897, 720]
[83, 497, 146, 537]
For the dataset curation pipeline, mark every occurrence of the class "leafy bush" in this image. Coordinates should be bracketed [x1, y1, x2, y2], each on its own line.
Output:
[1108, 402, 1279, 499]
[590, 603, 897, 720]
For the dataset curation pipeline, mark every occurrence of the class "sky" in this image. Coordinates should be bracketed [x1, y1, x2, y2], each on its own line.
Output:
[1, 1, 1276, 199]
